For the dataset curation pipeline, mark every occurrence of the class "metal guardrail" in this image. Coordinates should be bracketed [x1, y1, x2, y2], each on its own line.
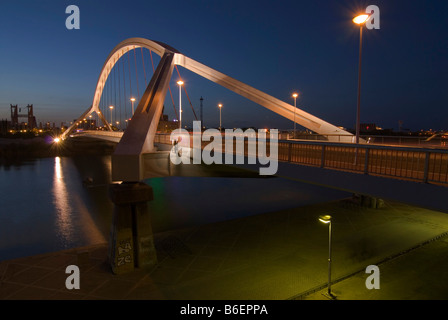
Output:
[286, 133, 448, 148]
[72, 131, 448, 185]
[154, 133, 448, 186]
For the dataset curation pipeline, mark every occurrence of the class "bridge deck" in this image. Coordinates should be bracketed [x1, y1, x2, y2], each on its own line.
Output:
[71, 130, 448, 187]
[69, 131, 448, 212]
[153, 133, 448, 186]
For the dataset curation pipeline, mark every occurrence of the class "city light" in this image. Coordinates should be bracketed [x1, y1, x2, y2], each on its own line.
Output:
[218, 103, 223, 132]
[130, 97, 136, 115]
[352, 14, 370, 25]
[319, 215, 331, 224]
[177, 80, 184, 129]
[109, 105, 114, 125]
[292, 93, 298, 139]
[53, 137, 60, 143]
[352, 13, 370, 145]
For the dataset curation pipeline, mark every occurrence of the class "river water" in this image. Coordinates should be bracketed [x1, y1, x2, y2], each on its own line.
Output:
[0, 155, 350, 261]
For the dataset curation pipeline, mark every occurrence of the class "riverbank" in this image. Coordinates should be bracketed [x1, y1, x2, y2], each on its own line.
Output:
[1, 196, 448, 300]
[0, 137, 116, 164]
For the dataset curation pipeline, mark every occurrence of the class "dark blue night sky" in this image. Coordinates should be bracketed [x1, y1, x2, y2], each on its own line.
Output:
[1, 0, 447, 131]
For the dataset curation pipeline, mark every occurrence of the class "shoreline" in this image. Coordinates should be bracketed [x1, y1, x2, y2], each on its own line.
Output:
[0, 137, 116, 164]
[1, 196, 448, 300]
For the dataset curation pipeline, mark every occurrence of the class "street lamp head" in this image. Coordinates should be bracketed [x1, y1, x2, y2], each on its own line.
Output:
[292, 93, 298, 98]
[130, 97, 136, 102]
[109, 105, 114, 109]
[352, 14, 370, 25]
[177, 80, 184, 86]
[218, 104, 223, 108]
[319, 215, 332, 224]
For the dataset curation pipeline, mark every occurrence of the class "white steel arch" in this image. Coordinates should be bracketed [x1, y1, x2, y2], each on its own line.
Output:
[62, 37, 355, 142]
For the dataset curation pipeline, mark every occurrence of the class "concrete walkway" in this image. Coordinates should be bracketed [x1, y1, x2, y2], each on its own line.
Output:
[1, 198, 448, 300]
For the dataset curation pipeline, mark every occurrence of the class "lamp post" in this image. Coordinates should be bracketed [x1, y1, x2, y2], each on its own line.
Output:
[177, 80, 184, 129]
[319, 214, 333, 298]
[96, 111, 101, 130]
[218, 104, 223, 132]
[292, 93, 298, 139]
[130, 97, 136, 116]
[109, 105, 114, 127]
[352, 13, 370, 144]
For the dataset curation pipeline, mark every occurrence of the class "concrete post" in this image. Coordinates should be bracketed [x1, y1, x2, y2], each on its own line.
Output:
[108, 182, 157, 274]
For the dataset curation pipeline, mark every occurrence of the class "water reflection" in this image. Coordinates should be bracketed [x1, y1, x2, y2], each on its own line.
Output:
[1, 154, 350, 262]
[53, 156, 74, 247]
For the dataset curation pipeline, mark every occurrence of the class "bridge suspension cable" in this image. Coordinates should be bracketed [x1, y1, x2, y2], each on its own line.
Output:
[62, 37, 355, 144]
[122, 56, 128, 124]
[95, 47, 187, 129]
[118, 55, 122, 130]
[127, 49, 133, 115]
[97, 46, 191, 129]
[133, 46, 140, 102]
[141, 47, 147, 87]
[175, 65, 198, 121]
[168, 83, 178, 121]
[113, 58, 117, 128]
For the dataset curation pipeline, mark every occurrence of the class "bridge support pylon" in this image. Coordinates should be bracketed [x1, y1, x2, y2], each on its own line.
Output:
[108, 182, 157, 274]
[111, 51, 175, 182]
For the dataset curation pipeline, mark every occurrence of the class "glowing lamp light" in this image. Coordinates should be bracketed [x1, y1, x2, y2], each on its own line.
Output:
[319, 215, 332, 224]
[352, 14, 370, 25]
[319, 214, 333, 298]
[54, 137, 60, 143]
[177, 80, 184, 86]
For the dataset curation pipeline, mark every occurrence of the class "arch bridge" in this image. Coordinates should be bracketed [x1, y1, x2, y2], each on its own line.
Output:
[62, 37, 354, 181]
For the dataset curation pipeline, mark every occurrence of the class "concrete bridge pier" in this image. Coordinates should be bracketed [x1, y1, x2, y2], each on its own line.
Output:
[108, 182, 157, 274]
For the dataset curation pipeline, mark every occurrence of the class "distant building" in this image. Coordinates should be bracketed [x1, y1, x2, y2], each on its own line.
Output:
[77, 119, 97, 130]
[0, 119, 9, 135]
[10, 104, 37, 130]
[157, 114, 178, 133]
